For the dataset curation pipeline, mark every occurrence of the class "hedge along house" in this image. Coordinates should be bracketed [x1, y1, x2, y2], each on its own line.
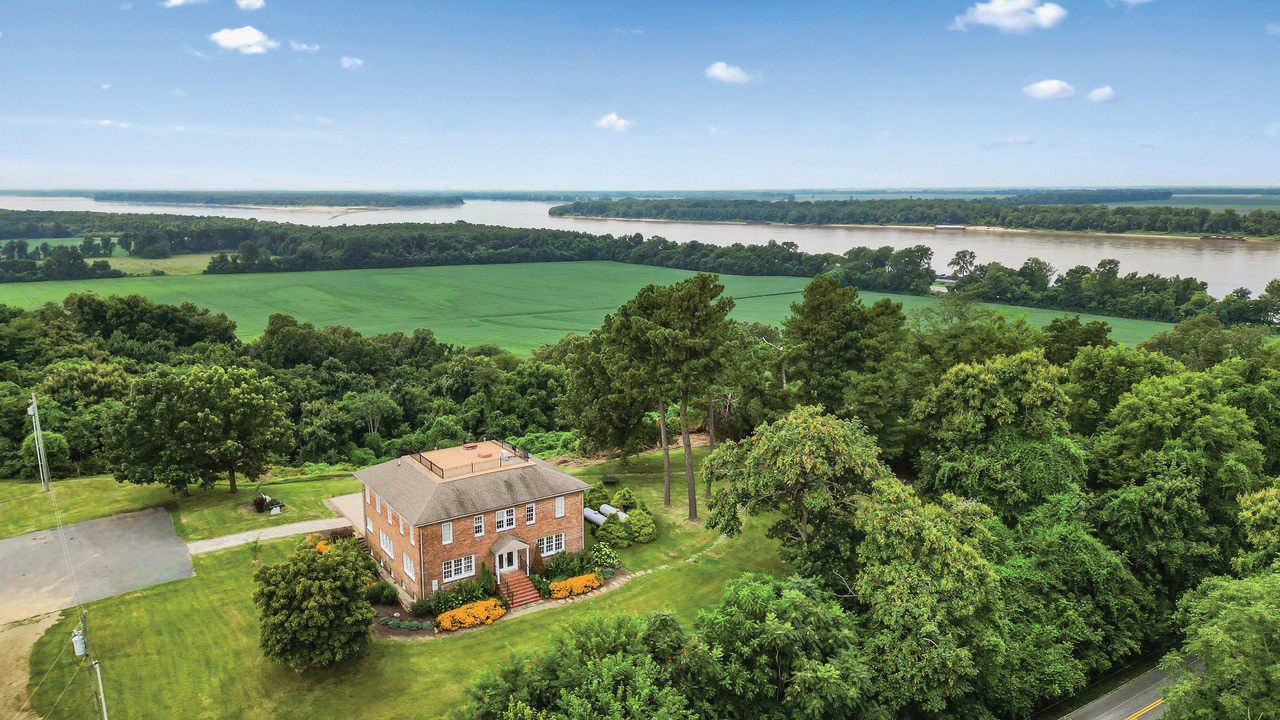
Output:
[356, 440, 588, 608]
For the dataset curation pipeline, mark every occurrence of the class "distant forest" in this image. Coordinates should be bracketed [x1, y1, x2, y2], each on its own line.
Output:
[2, 209, 1279, 326]
[90, 191, 466, 208]
[550, 197, 1280, 236]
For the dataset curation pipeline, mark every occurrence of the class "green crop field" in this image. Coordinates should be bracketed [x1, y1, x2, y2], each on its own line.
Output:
[1110, 194, 1280, 214]
[0, 261, 1172, 350]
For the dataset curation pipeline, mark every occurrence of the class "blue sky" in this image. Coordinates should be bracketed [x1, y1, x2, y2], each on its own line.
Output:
[1, 0, 1278, 189]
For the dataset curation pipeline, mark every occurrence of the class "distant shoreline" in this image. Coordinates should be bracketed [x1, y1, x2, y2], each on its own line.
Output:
[555, 213, 1237, 243]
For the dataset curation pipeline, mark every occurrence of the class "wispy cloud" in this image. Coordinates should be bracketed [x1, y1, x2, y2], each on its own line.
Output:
[161, 0, 207, 7]
[595, 112, 632, 131]
[705, 61, 758, 84]
[1267, 123, 1280, 137]
[119, 1, 133, 8]
[951, 0, 1067, 32]
[1023, 79, 1075, 99]
[294, 114, 336, 126]
[709, 125, 721, 135]
[1088, 86, 1117, 102]
[236, 0, 264, 8]
[1114, 0, 1154, 5]
[101, 83, 112, 90]
[209, 26, 279, 54]
[84, 119, 131, 129]
[985, 134, 1035, 148]
[1267, 23, 1280, 35]
[184, 45, 211, 60]
[615, 28, 644, 35]
[340, 56, 364, 70]
[290, 40, 319, 52]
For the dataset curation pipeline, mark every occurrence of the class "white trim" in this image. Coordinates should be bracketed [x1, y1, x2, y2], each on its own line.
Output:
[473, 514, 484, 537]
[375, 494, 381, 514]
[364, 487, 370, 504]
[525, 503, 536, 525]
[442, 554, 475, 582]
[409, 525, 416, 546]
[378, 530, 393, 557]
[366, 517, 373, 533]
[495, 507, 515, 532]
[402, 553, 416, 581]
[554, 496, 565, 518]
[537, 532, 565, 557]
[441, 521, 453, 545]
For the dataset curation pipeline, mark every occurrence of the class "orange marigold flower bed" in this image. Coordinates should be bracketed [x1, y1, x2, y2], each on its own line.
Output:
[549, 573, 603, 600]
[434, 598, 507, 632]
[314, 540, 331, 553]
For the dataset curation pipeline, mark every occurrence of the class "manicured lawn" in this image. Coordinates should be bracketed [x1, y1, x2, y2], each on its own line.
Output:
[0, 261, 1171, 351]
[0, 468, 359, 541]
[26, 448, 781, 720]
[108, 252, 219, 276]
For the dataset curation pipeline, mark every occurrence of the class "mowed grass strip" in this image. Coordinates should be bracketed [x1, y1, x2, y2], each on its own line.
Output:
[0, 261, 1172, 350]
[26, 447, 782, 720]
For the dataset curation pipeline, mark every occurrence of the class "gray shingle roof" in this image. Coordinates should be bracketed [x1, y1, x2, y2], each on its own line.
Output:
[355, 456, 589, 526]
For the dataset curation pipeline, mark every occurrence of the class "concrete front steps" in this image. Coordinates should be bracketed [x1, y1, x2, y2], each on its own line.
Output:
[500, 569, 541, 608]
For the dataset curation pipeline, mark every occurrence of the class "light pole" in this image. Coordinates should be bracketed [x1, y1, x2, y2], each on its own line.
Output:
[27, 393, 50, 492]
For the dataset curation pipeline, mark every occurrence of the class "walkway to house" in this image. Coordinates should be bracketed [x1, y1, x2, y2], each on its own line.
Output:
[185, 516, 352, 555]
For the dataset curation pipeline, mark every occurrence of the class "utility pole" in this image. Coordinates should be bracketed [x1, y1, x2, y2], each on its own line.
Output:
[72, 611, 109, 720]
[27, 393, 51, 492]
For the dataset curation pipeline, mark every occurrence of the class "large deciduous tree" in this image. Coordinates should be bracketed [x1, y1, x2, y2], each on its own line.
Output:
[1063, 344, 1183, 437]
[105, 365, 291, 493]
[253, 539, 375, 670]
[1160, 571, 1280, 720]
[782, 274, 871, 414]
[559, 331, 654, 465]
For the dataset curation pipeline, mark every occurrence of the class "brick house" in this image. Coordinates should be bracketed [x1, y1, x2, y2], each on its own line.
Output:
[356, 440, 588, 607]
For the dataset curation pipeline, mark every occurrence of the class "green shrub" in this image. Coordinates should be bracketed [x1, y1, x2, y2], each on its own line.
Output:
[378, 616, 392, 626]
[530, 550, 546, 577]
[506, 431, 585, 458]
[546, 549, 594, 580]
[479, 562, 498, 596]
[427, 578, 487, 616]
[530, 574, 551, 599]
[611, 487, 642, 512]
[409, 598, 432, 617]
[586, 481, 609, 509]
[629, 508, 658, 544]
[596, 515, 634, 549]
[365, 581, 398, 605]
[590, 542, 622, 570]
[21, 431, 73, 480]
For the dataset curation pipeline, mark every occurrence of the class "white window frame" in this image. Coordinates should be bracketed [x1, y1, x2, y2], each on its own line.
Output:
[387, 505, 393, 523]
[364, 487, 371, 504]
[496, 507, 515, 532]
[442, 554, 475, 582]
[409, 525, 416, 547]
[441, 521, 453, 545]
[379, 530, 393, 557]
[473, 514, 484, 537]
[375, 495, 381, 514]
[399, 517, 407, 535]
[554, 496, 565, 518]
[366, 516, 373, 533]
[525, 503, 536, 525]
[537, 532, 566, 557]
[402, 553, 416, 581]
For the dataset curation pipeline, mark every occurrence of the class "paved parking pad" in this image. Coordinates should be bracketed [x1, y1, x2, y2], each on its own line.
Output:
[0, 508, 192, 625]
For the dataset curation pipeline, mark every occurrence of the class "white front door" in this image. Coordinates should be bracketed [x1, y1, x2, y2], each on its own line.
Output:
[497, 550, 515, 575]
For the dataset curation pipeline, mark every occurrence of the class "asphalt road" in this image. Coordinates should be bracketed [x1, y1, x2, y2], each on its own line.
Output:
[1064, 667, 1169, 720]
[0, 508, 193, 625]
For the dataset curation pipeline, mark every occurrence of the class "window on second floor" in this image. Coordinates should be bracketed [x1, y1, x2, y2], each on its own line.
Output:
[441, 521, 453, 545]
[525, 503, 536, 525]
[379, 530, 393, 557]
[473, 514, 484, 537]
[554, 496, 565, 518]
[496, 507, 515, 531]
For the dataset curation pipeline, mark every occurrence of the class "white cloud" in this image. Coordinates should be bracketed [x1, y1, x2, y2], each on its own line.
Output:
[119, 2, 133, 8]
[172, 87, 186, 97]
[1267, 123, 1280, 137]
[101, 83, 112, 90]
[951, 0, 1067, 32]
[709, 125, 721, 135]
[1088, 86, 1117, 102]
[705, 61, 757, 84]
[290, 40, 319, 52]
[294, 114, 335, 125]
[84, 119, 131, 129]
[1023, 79, 1076, 99]
[615, 28, 644, 35]
[1115, 0, 1154, 4]
[340, 56, 364, 69]
[1267, 24, 1280, 35]
[161, 0, 207, 7]
[237, 0, 264, 8]
[209, 26, 279, 54]
[595, 112, 632, 131]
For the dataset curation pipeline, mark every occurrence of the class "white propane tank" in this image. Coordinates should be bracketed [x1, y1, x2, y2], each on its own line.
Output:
[599, 504, 629, 521]
[583, 507, 606, 526]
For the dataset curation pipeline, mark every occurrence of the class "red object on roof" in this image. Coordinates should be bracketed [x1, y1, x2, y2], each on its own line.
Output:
[477, 452, 493, 458]
[463, 443, 478, 450]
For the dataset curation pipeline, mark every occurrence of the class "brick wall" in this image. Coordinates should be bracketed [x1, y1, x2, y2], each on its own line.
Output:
[416, 490, 586, 597]
[361, 485, 422, 600]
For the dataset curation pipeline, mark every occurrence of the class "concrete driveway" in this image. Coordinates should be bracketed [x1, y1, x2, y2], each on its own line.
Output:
[327, 492, 365, 529]
[0, 508, 193, 625]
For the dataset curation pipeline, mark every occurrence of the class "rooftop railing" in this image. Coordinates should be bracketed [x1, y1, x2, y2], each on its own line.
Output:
[414, 440, 531, 480]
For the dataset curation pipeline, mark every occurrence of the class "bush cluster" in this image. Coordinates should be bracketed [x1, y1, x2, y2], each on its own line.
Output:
[435, 598, 507, 631]
[364, 581, 399, 606]
[549, 573, 603, 600]
[377, 617, 428, 631]
[595, 514, 634, 548]
[425, 578, 487, 616]
[589, 542, 621, 570]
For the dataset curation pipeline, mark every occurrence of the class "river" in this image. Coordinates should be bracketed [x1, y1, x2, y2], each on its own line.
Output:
[1, 195, 1273, 296]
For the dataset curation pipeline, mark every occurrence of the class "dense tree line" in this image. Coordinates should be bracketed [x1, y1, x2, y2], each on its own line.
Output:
[8, 275, 1278, 716]
[1008, 189, 1174, 204]
[0, 242, 123, 282]
[550, 197, 1280, 236]
[91, 191, 465, 207]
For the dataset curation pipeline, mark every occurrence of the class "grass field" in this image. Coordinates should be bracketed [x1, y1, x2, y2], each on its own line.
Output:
[1109, 194, 1280, 214]
[0, 468, 359, 541]
[0, 261, 1172, 349]
[25, 447, 782, 720]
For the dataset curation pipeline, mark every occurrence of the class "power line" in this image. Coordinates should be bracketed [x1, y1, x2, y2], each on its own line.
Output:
[26, 393, 51, 492]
